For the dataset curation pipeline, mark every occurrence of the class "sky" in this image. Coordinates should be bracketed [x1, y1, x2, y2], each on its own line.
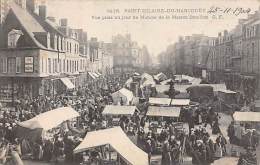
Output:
[47, 0, 260, 56]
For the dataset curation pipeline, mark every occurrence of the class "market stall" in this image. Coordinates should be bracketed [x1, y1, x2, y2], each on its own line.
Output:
[148, 97, 171, 106]
[111, 88, 134, 105]
[74, 127, 149, 165]
[154, 72, 167, 82]
[16, 107, 80, 141]
[218, 89, 237, 112]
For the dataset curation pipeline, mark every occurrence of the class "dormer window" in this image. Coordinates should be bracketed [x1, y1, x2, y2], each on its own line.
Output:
[8, 29, 23, 48]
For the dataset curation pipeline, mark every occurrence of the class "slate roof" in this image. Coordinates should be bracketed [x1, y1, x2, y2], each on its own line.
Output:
[9, 2, 46, 49]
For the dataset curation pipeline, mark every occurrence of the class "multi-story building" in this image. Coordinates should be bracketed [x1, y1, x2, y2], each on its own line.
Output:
[0, 1, 88, 102]
[174, 34, 214, 77]
[111, 34, 136, 74]
[207, 9, 260, 98]
[0, 0, 11, 25]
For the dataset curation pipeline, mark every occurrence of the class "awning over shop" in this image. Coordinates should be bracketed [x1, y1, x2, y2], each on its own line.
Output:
[102, 105, 137, 116]
[171, 99, 190, 106]
[147, 106, 180, 117]
[74, 127, 149, 165]
[233, 112, 260, 122]
[96, 71, 102, 76]
[18, 107, 79, 130]
[149, 97, 171, 105]
[60, 78, 75, 89]
[92, 72, 99, 78]
[88, 72, 96, 79]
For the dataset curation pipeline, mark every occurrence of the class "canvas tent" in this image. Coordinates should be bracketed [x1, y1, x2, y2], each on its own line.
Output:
[233, 112, 260, 122]
[111, 88, 134, 105]
[149, 97, 171, 106]
[154, 72, 167, 81]
[171, 99, 190, 106]
[147, 106, 181, 117]
[74, 127, 149, 165]
[141, 73, 154, 81]
[16, 107, 79, 140]
[102, 105, 137, 116]
[161, 79, 173, 85]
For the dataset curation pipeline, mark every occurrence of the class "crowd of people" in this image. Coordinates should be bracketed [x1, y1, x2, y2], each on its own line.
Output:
[0, 72, 258, 165]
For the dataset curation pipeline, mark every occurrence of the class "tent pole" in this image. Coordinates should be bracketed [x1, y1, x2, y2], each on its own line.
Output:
[109, 144, 111, 161]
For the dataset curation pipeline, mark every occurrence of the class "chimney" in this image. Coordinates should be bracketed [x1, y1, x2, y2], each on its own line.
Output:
[47, 16, 56, 23]
[60, 18, 68, 27]
[224, 30, 228, 36]
[39, 5, 46, 20]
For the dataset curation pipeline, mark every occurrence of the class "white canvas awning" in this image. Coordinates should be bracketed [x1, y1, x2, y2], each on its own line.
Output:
[147, 106, 180, 117]
[111, 88, 134, 105]
[171, 99, 190, 106]
[141, 73, 153, 81]
[149, 97, 171, 105]
[154, 72, 167, 81]
[134, 72, 140, 76]
[88, 72, 96, 79]
[96, 71, 102, 76]
[102, 105, 136, 116]
[161, 79, 173, 85]
[155, 85, 169, 93]
[218, 89, 236, 94]
[233, 112, 260, 122]
[92, 72, 99, 78]
[18, 107, 79, 130]
[74, 127, 149, 165]
[60, 78, 75, 89]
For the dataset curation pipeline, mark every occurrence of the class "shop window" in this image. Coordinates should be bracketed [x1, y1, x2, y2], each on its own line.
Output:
[16, 57, 21, 73]
[0, 58, 3, 73]
[7, 57, 16, 73]
[48, 58, 51, 73]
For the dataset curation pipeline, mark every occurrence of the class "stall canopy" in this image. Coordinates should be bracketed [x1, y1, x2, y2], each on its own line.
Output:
[96, 71, 102, 76]
[102, 105, 137, 116]
[171, 99, 190, 106]
[141, 73, 154, 81]
[111, 88, 134, 105]
[154, 72, 167, 81]
[218, 89, 236, 94]
[18, 107, 79, 130]
[134, 72, 140, 76]
[161, 79, 173, 85]
[147, 106, 180, 117]
[233, 112, 260, 122]
[149, 97, 171, 105]
[74, 127, 149, 165]
[155, 85, 170, 93]
[141, 79, 156, 87]
[88, 72, 96, 79]
[60, 78, 75, 89]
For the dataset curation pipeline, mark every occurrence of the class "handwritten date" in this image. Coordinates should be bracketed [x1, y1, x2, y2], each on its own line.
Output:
[208, 6, 251, 16]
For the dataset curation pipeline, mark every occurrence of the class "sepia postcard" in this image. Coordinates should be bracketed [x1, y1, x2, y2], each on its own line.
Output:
[0, 0, 260, 164]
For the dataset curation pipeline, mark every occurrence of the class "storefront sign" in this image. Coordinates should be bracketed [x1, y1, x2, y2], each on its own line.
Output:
[24, 57, 34, 73]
